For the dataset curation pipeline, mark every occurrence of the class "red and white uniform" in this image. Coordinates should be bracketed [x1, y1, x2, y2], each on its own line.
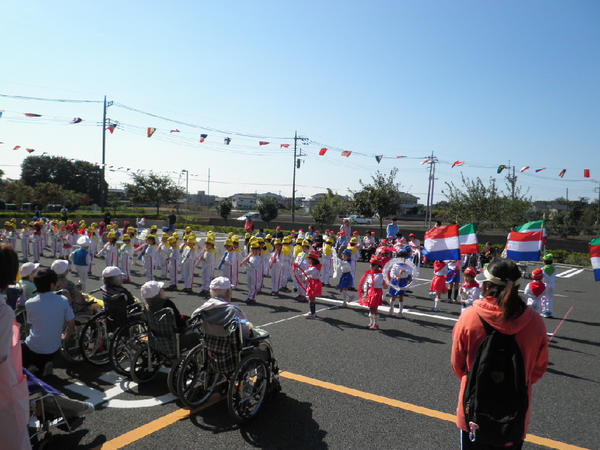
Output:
[305, 265, 322, 298]
[459, 280, 480, 311]
[524, 281, 546, 314]
[430, 260, 448, 293]
[359, 270, 384, 308]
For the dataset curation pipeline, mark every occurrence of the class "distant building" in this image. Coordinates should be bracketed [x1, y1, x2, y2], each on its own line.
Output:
[190, 190, 216, 206]
[398, 192, 419, 215]
[230, 193, 258, 210]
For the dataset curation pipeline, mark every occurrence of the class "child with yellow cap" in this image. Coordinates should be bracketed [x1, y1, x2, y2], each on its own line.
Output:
[230, 236, 242, 288]
[218, 239, 234, 285]
[158, 233, 170, 279]
[19, 220, 31, 261]
[165, 235, 180, 290]
[241, 240, 262, 304]
[97, 231, 119, 267]
[293, 240, 311, 300]
[199, 235, 216, 296]
[118, 234, 134, 282]
[279, 235, 293, 292]
[180, 236, 199, 292]
[321, 236, 335, 287]
[269, 238, 283, 296]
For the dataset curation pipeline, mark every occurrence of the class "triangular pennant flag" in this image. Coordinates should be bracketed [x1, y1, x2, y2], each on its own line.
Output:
[375, 155, 383, 164]
[451, 161, 464, 168]
[107, 124, 116, 134]
[224, 137, 231, 145]
[169, 129, 180, 133]
[558, 169, 566, 178]
[421, 158, 431, 165]
[0, 111, 3, 118]
[520, 166, 530, 173]
[497, 164, 506, 173]
[259, 141, 270, 146]
[341, 151, 352, 157]
[25, 148, 35, 153]
[319, 148, 327, 156]
[70, 117, 82, 124]
[396, 155, 406, 158]
[584, 169, 590, 178]
[535, 168, 546, 173]
[13, 145, 20, 150]
[280, 144, 290, 148]
[24, 113, 41, 117]
[199, 134, 207, 143]
[147, 127, 156, 138]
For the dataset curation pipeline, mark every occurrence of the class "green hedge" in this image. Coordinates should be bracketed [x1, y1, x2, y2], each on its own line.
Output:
[0, 211, 167, 221]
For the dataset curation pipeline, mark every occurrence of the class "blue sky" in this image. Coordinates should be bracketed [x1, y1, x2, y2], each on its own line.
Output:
[1, 1, 599, 204]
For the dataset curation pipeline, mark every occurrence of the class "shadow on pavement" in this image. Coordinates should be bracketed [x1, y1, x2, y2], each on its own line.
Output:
[34, 429, 106, 449]
[380, 328, 446, 344]
[190, 393, 327, 448]
[546, 362, 598, 383]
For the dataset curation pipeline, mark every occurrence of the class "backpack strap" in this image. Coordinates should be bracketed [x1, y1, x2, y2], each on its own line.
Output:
[477, 314, 495, 336]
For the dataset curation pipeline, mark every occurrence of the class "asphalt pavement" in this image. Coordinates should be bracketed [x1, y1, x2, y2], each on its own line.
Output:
[18, 235, 599, 449]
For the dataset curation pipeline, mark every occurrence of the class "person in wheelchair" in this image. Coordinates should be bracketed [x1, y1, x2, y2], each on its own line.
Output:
[101, 266, 136, 307]
[140, 280, 199, 349]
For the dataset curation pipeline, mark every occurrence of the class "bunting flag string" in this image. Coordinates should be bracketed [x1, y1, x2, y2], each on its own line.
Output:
[520, 166, 530, 173]
[497, 164, 506, 173]
[24, 113, 42, 117]
[319, 148, 327, 156]
[375, 155, 383, 164]
[107, 124, 116, 134]
[199, 134, 207, 143]
[259, 141, 270, 146]
[280, 144, 289, 148]
[559, 169, 566, 178]
[170, 129, 180, 133]
[451, 161, 464, 168]
[70, 117, 82, 124]
[25, 148, 35, 153]
[584, 169, 590, 178]
[341, 151, 352, 157]
[13, 145, 20, 150]
[224, 137, 231, 145]
[147, 127, 156, 138]
[535, 168, 546, 173]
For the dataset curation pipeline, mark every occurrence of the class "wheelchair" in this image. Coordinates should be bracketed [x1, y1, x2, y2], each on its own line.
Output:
[129, 307, 202, 396]
[176, 309, 280, 423]
[78, 293, 143, 366]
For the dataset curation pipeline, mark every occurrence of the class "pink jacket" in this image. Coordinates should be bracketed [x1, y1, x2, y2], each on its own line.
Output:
[451, 296, 548, 437]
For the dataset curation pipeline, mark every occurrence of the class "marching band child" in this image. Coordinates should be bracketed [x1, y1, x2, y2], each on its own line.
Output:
[166, 235, 180, 290]
[264, 234, 273, 277]
[358, 256, 386, 329]
[142, 234, 158, 281]
[257, 237, 267, 291]
[158, 233, 170, 278]
[19, 220, 31, 261]
[293, 240, 311, 301]
[218, 239, 234, 284]
[118, 234, 134, 282]
[241, 241, 262, 304]
[338, 248, 354, 306]
[97, 231, 119, 267]
[446, 259, 461, 302]
[541, 253, 556, 318]
[430, 260, 448, 312]
[87, 223, 99, 274]
[304, 250, 322, 319]
[525, 268, 546, 315]
[32, 221, 42, 263]
[320, 237, 334, 287]
[269, 238, 283, 296]
[199, 236, 215, 296]
[181, 236, 199, 293]
[388, 248, 413, 318]
[279, 235, 293, 292]
[230, 235, 242, 288]
[69, 236, 91, 291]
[458, 266, 480, 312]
[348, 236, 360, 280]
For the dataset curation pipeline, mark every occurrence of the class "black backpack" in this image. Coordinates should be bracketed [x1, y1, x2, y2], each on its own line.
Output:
[463, 315, 529, 446]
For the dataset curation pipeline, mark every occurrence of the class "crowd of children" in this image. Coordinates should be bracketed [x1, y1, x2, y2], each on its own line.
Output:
[1, 217, 558, 331]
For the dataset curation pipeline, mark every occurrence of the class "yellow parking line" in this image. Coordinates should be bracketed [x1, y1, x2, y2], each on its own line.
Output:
[99, 394, 223, 450]
[100, 372, 587, 449]
[279, 371, 587, 450]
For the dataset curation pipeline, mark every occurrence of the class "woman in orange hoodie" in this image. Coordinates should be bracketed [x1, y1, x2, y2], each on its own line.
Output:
[451, 258, 548, 449]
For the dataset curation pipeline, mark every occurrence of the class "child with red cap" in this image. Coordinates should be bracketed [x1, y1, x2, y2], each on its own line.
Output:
[358, 256, 386, 329]
[458, 266, 480, 312]
[430, 260, 448, 312]
[524, 268, 546, 314]
[304, 250, 322, 318]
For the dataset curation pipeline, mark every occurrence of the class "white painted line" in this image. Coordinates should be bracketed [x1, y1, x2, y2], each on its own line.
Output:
[556, 268, 577, 278]
[258, 306, 338, 327]
[561, 268, 584, 279]
[106, 393, 176, 408]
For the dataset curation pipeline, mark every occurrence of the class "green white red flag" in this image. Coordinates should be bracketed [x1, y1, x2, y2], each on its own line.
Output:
[459, 224, 478, 254]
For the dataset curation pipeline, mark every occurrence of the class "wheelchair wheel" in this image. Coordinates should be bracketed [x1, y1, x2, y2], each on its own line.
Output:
[227, 352, 269, 423]
[167, 356, 187, 396]
[130, 343, 161, 384]
[60, 316, 89, 363]
[109, 321, 147, 377]
[79, 312, 110, 366]
[177, 344, 218, 408]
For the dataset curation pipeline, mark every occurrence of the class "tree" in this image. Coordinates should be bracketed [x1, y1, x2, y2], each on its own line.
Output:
[258, 197, 279, 223]
[21, 156, 107, 204]
[125, 173, 185, 216]
[311, 189, 343, 227]
[2, 181, 34, 206]
[351, 168, 404, 236]
[218, 198, 232, 220]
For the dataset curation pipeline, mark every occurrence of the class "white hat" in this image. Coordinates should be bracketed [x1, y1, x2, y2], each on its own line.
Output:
[209, 276, 231, 290]
[77, 235, 91, 247]
[475, 268, 507, 286]
[51, 259, 69, 276]
[141, 280, 164, 299]
[20, 262, 40, 278]
[102, 266, 123, 279]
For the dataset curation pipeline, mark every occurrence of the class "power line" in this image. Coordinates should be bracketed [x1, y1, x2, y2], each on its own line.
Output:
[0, 92, 102, 104]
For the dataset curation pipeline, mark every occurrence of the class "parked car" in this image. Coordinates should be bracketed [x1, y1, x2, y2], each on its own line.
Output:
[346, 215, 372, 224]
[236, 212, 260, 221]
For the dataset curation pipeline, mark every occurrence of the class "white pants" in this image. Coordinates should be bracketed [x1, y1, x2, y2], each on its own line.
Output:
[542, 287, 554, 314]
[201, 266, 213, 291]
[271, 263, 282, 293]
[144, 257, 154, 281]
[21, 238, 29, 260]
[119, 254, 131, 281]
[169, 259, 178, 287]
[247, 268, 259, 300]
[182, 261, 194, 289]
[321, 258, 331, 285]
[75, 265, 89, 292]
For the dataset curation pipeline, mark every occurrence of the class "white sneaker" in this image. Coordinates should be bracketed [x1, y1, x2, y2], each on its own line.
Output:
[304, 312, 316, 319]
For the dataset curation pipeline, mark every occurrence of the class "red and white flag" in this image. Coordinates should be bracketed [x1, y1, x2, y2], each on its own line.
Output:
[341, 151, 352, 157]
[451, 161, 464, 168]
[520, 166, 530, 173]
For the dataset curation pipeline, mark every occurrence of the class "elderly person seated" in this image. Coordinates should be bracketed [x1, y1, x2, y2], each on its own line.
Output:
[193, 277, 253, 339]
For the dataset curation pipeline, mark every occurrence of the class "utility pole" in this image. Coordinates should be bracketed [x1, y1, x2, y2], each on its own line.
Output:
[424, 152, 438, 229]
[291, 132, 308, 226]
[181, 169, 189, 210]
[207, 168, 210, 196]
[100, 95, 113, 211]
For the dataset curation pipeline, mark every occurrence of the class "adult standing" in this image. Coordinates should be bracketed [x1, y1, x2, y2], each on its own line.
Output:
[60, 206, 69, 221]
[245, 216, 254, 234]
[451, 258, 548, 449]
[167, 209, 177, 232]
[103, 210, 112, 227]
[0, 243, 31, 450]
[339, 218, 351, 248]
[386, 218, 398, 240]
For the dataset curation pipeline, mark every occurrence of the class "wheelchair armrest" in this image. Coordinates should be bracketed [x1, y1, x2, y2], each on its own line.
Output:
[245, 328, 270, 344]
